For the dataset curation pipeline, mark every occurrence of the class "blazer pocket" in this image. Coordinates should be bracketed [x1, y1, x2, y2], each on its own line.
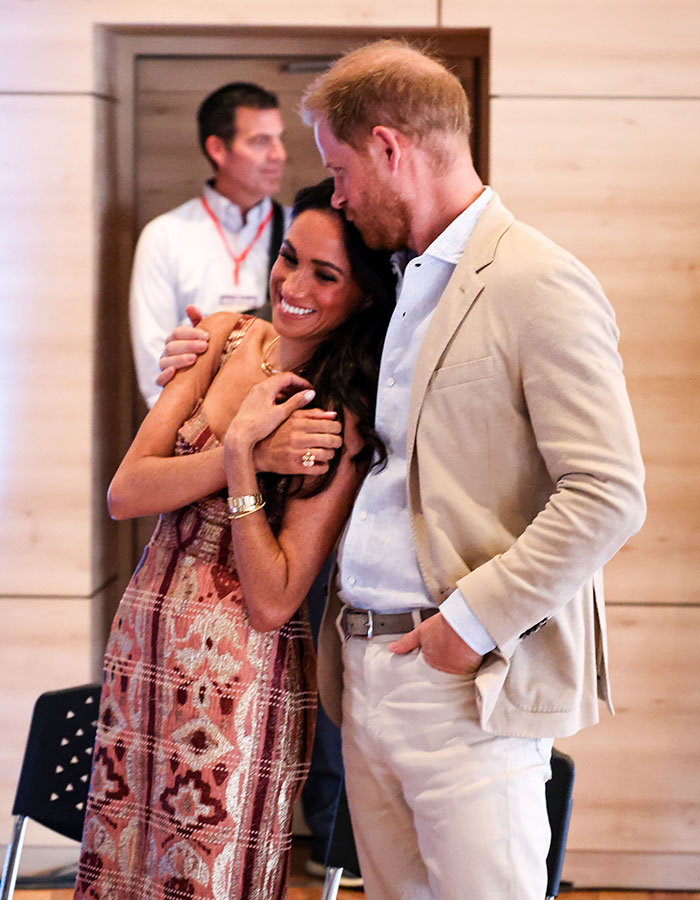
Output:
[430, 356, 494, 390]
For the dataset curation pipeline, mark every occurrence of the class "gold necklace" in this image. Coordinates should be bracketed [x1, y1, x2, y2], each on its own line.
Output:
[260, 336, 281, 377]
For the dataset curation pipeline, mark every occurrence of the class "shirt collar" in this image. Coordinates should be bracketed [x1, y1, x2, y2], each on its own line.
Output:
[390, 186, 493, 275]
[423, 185, 493, 264]
[202, 180, 271, 232]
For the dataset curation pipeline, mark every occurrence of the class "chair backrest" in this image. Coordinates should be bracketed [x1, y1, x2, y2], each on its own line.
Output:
[545, 748, 575, 898]
[324, 773, 360, 874]
[11, 684, 101, 841]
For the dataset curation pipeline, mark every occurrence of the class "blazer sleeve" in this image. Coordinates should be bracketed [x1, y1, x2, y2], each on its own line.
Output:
[456, 253, 646, 649]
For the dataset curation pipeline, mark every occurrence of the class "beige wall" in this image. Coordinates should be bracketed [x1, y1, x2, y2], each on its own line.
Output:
[1, 1, 698, 889]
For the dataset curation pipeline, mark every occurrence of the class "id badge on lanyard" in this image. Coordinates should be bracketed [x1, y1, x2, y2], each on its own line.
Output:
[217, 291, 260, 311]
[201, 196, 272, 307]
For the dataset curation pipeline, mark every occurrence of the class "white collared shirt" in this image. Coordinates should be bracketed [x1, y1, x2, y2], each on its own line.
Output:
[336, 186, 496, 654]
[129, 182, 290, 407]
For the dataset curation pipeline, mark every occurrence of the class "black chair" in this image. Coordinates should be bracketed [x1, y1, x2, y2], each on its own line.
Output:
[545, 748, 575, 899]
[320, 747, 575, 900]
[0, 683, 101, 900]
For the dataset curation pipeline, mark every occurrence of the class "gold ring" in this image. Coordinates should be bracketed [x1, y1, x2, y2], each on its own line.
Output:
[302, 449, 316, 468]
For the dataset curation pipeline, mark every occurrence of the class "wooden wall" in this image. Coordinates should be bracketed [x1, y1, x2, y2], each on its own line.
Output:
[0, 0, 698, 888]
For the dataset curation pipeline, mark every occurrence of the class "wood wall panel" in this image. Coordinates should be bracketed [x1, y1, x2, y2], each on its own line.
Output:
[490, 98, 700, 608]
[0, 597, 94, 848]
[565, 851, 700, 893]
[92, 96, 131, 601]
[490, 99, 700, 307]
[557, 606, 700, 887]
[0, 0, 436, 93]
[443, 0, 700, 97]
[0, 96, 98, 597]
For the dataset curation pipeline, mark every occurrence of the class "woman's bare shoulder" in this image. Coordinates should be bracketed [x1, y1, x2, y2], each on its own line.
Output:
[201, 312, 274, 356]
[246, 317, 276, 353]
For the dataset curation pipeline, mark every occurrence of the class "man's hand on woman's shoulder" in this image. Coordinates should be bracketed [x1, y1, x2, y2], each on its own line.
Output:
[156, 305, 209, 387]
[155, 304, 344, 476]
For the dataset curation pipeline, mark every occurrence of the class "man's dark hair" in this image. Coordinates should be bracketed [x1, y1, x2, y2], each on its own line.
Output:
[197, 82, 279, 163]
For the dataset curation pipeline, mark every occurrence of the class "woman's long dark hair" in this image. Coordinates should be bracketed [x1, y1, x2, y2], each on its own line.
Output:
[260, 178, 396, 530]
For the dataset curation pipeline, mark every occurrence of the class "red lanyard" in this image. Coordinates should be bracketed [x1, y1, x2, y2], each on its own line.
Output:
[200, 196, 273, 286]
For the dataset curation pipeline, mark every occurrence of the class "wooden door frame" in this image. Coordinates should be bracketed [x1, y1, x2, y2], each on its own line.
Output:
[94, 24, 490, 594]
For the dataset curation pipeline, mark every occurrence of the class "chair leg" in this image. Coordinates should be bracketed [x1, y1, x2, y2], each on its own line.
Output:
[320, 866, 344, 900]
[0, 816, 27, 900]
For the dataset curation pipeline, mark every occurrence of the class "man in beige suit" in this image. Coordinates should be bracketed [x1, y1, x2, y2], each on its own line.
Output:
[161, 39, 645, 900]
[299, 40, 646, 900]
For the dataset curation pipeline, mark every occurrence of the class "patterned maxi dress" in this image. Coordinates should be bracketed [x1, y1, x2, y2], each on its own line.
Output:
[74, 319, 317, 900]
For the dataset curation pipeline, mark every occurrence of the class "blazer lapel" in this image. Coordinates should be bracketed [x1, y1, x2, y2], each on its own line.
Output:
[406, 194, 516, 461]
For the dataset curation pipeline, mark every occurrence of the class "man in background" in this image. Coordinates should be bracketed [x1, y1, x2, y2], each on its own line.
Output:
[130, 81, 288, 408]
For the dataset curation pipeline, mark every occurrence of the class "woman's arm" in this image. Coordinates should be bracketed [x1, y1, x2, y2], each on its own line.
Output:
[224, 374, 367, 632]
[108, 313, 238, 519]
[109, 314, 324, 520]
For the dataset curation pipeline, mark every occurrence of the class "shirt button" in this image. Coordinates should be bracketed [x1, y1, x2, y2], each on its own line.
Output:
[386, 376, 395, 387]
[359, 511, 367, 520]
[347, 576, 356, 586]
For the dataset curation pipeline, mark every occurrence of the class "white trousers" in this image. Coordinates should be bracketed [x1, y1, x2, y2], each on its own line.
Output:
[341, 636, 553, 900]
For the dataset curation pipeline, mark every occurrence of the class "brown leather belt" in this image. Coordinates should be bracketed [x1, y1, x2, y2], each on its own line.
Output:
[339, 605, 439, 639]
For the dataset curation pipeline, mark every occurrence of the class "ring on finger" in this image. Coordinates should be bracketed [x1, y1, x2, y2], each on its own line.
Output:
[302, 449, 316, 468]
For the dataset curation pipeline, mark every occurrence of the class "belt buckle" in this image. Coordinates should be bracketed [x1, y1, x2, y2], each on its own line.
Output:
[365, 609, 374, 640]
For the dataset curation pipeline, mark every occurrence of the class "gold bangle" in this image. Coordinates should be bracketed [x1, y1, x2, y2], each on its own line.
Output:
[227, 492, 265, 519]
[229, 504, 266, 520]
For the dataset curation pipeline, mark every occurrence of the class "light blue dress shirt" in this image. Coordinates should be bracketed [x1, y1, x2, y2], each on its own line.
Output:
[336, 187, 496, 655]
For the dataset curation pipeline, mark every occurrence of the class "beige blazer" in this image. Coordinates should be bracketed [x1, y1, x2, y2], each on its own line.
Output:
[318, 194, 646, 739]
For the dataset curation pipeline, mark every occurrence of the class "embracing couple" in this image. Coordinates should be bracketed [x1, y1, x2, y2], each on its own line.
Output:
[76, 39, 645, 900]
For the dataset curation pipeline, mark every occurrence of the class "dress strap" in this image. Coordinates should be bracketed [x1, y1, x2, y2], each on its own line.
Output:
[218, 314, 257, 369]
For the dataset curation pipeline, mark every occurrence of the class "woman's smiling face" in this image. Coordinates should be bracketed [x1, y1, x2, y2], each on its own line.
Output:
[270, 208, 366, 357]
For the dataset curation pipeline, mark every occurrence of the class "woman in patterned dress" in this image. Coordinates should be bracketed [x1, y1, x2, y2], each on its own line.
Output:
[74, 180, 395, 900]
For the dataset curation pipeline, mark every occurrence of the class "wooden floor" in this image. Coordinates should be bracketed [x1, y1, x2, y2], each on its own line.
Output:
[14, 887, 700, 899]
[15, 887, 700, 900]
[13, 839, 700, 900]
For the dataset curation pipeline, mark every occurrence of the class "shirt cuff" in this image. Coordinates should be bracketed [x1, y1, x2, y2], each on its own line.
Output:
[439, 588, 496, 655]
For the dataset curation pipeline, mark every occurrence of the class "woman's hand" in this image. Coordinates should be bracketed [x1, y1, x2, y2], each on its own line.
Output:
[253, 408, 342, 474]
[224, 372, 317, 457]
